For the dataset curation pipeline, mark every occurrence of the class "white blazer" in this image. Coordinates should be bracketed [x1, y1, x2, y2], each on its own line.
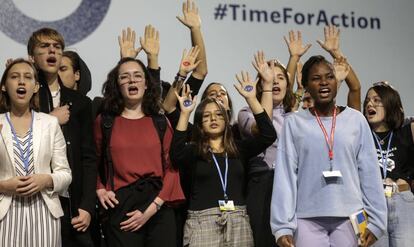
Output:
[0, 111, 72, 220]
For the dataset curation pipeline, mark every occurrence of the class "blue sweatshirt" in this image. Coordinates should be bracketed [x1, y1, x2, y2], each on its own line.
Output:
[270, 107, 387, 241]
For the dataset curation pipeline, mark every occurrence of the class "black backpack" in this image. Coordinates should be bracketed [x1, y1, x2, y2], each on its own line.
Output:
[98, 113, 167, 190]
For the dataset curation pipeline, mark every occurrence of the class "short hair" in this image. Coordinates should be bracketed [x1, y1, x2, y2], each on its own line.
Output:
[255, 60, 295, 113]
[363, 82, 405, 130]
[0, 59, 39, 112]
[27, 27, 65, 56]
[101, 57, 161, 116]
[192, 98, 238, 160]
[62, 50, 81, 72]
[301, 55, 333, 88]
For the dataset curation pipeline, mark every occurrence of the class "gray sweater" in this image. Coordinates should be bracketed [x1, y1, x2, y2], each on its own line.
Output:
[270, 107, 387, 241]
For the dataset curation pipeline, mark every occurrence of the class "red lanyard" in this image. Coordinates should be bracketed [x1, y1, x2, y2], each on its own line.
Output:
[314, 107, 337, 161]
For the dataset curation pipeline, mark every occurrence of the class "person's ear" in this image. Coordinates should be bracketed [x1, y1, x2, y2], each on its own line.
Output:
[74, 70, 80, 82]
[28, 55, 35, 63]
[33, 82, 40, 94]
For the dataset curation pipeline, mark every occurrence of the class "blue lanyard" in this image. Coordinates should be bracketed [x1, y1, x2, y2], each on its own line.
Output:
[211, 152, 229, 200]
[5, 111, 34, 175]
[372, 131, 393, 178]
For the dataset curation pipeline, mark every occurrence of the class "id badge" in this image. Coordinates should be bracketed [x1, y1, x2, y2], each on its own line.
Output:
[218, 200, 235, 211]
[384, 185, 393, 197]
[322, 170, 342, 178]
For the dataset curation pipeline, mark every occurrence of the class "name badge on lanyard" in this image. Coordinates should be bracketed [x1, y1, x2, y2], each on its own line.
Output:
[211, 152, 235, 211]
[314, 107, 342, 178]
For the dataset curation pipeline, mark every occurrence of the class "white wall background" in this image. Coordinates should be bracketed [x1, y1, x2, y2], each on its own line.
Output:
[1, 0, 413, 116]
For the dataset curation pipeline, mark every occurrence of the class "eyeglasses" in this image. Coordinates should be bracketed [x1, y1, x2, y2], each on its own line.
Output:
[118, 71, 145, 84]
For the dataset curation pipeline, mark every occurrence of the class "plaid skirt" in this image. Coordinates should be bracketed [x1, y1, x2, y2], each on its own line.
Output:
[183, 206, 254, 247]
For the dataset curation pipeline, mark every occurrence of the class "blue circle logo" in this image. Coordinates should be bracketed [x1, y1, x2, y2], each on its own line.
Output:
[0, 0, 111, 46]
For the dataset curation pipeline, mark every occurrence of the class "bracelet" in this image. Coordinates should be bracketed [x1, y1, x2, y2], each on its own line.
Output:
[153, 201, 162, 211]
[262, 90, 273, 93]
[175, 73, 187, 82]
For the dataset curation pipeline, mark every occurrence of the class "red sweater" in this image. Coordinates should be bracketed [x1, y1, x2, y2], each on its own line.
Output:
[94, 115, 185, 203]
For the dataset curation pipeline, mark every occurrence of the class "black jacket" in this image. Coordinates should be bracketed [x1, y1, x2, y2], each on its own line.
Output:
[38, 74, 97, 216]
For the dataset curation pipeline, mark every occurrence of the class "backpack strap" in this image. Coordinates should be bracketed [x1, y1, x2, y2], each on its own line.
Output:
[151, 114, 167, 173]
[100, 113, 115, 191]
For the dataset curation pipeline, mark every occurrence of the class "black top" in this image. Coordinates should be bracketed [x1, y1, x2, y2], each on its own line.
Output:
[374, 124, 414, 184]
[38, 74, 97, 216]
[170, 111, 276, 210]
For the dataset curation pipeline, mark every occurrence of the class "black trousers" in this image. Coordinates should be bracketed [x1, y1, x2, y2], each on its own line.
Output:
[103, 206, 176, 247]
[246, 170, 278, 247]
[60, 197, 95, 247]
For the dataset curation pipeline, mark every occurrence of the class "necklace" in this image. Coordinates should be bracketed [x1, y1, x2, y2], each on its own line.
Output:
[51, 86, 61, 98]
[375, 131, 392, 145]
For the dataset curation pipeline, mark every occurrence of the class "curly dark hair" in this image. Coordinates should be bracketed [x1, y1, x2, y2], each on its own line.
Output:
[101, 57, 161, 116]
[255, 60, 295, 113]
[0, 59, 40, 113]
[363, 82, 405, 130]
[192, 98, 238, 160]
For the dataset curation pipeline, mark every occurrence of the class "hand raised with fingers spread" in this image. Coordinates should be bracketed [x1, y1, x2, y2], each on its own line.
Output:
[234, 71, 259, 99]
[140, 25, 160, 57]
[252, 51, 275, 87]
[317, 25, 343, 58]
[284, 30, 312, 58]
[175, 84, 197, 114]
[179, 46, 202, 76]
[333, 56, 350, 83]
[118, 27, 142, 59]
[176, 0, 201, 29]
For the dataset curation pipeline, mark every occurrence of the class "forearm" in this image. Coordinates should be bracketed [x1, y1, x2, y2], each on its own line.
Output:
[246, 97, 264, 115]
[162, 86, 179, 114]
[345, 66, 361, 111]
[147, 54, 159, 70]
[260, 83, 273, 119]
[176, 112, 191, 131]
[190, 27, 207, 79]
[286, 55, 300, 91]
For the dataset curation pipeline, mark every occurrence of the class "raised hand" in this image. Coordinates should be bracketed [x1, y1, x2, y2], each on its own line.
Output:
[317, 25, 342, 58]
[176, 0, 201, 29]
[175, 84, 197, 114]
[234, 71, 259, 99]
[333, 56, 350, 84]
[179, 46, 202, 76]
[118, 27, 142, 59]
[284, 30, 311, 58]
[252, 51, 275, 87]
[140, 25, 160, 57]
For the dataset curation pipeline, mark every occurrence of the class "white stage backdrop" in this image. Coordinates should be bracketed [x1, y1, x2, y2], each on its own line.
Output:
[1, 0, 413, 116]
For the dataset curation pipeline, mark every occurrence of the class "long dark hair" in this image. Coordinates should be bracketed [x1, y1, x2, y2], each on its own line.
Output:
[101, 57, 161, 116]
[363, 82, 404, 130]
[0, 59, 39, 113]
[255, 60, 295, 113]
[201, 82, 234, 120]
[192, 98, 238, 160]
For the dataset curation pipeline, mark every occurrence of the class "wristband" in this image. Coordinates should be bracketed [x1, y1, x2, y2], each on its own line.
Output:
[175, 73, 187, 82]
[153, 201, 162, 211]
[262, 90, 273, 93]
